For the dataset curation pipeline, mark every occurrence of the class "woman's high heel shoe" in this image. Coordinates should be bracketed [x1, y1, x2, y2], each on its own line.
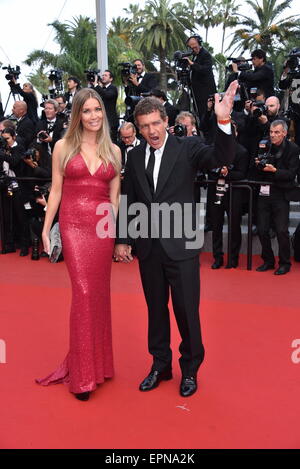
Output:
[74, 392, 90, 401]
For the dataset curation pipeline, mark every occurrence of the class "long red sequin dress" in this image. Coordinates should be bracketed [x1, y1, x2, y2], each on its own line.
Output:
[36, 153, 115, 393]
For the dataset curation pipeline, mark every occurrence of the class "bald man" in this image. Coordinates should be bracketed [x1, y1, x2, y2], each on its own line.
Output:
[12, 101, 35, 149]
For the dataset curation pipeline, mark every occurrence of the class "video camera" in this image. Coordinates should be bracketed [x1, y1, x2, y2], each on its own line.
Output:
[226, 57, 252, 73]
[84, 69, 101, 84]
[2, 65, 21, 81]
[285, 48, 300, 78]
[118, 62, 138, 79]
[48, 69, 63, 84]
[173, 124, 187, 137]
[173, 50, 193, 86]
[33, 185, 48, 199]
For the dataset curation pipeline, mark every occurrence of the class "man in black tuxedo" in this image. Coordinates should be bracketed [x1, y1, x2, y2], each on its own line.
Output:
[94, 70, 119, 143]
[125, 59, 158, 97]
[12, 101, 35, 149]
[118, 122, 141, 168]
[115, 81, 238, 397]
[185, 35, 216, 122]
[232, 49, 274, 99]
[35, 99, 65, 154]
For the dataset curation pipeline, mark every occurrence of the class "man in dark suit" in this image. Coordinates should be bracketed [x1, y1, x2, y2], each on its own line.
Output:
[115, 81, 238, 397]
[35, 99, 65, 154]
[12, 101, 35, 150]
[94, 70, 119, 143]
[185, 35, 216, 122]
[233, 49, 274, 99]
[118, 122, 141, 168]
[149, 89, 179, 127]
[125, 59, 158, 97]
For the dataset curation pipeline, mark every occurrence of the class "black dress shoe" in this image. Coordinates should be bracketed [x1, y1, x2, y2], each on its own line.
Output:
[20, 247, 29, 257]
[226, 259, 239, 269]
[2, 245, 16, 254]
[74, 392, 90, 401]
[139, 368, 172, 391]
[211, 258, 223, 269]
[256, 263, 274, 272]
[180, 376, 197, 397]
[274, 265, 290, 275]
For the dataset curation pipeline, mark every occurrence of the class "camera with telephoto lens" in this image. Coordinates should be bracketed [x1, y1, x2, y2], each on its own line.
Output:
[252, 100, 267, 118]
[24, 148, 38, 161]
[2, 65, 21, 81]
[33, 185, 48, 199]
[173, 124, 187, 137]
[118, 62, 138, 79]
[256, 138, 274, 170]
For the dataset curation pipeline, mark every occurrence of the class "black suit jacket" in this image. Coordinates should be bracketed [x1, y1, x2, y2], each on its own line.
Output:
[16, 115, 35, 150]
[117, 129, 235, 260]
[94, 84, 119, 128]
[239, 63, 274, 98]
[190, 48, 216, 103]
[125, 73, 158, 96]
[35, 117, 65, 153]
[165, 102, 179, 127]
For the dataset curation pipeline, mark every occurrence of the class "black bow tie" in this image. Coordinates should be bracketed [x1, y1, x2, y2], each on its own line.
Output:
[125, 144, 133, 149]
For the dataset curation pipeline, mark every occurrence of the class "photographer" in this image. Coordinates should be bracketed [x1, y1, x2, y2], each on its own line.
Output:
[233, 49, 274, 99]
[0, 127, 30, 255]
[279, 48, 300, 146]
[12, 101, 35, 150]
[185, 35, 216, 122]
[254, 120, 299, 275]
[9, 77, 38, 124]
[35, 99, 65, 154]
[169, 111, 199, 137]
[209, 122, 249, 269]
[93, 70, 119, 143]
[124, 59, 158, 97]
[64, 76, 81, 109]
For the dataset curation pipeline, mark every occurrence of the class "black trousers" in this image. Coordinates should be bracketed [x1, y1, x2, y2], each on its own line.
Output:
[257, 193, 290, 266]
[211, 191, 243, 261]
[138, 240, 205, 376]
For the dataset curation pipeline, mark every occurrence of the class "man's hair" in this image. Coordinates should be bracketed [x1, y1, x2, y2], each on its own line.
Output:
[133, 59, 145, 65]
[119, 122, 136, 134]
[2, 127, 16, 138]
[150, 89, 167, 102]
[55, 94, 67, 103]
[68, 76, 81, 86]
[44, 99, 59, 111]
[175, 111, 196, 126]
[134, 97, 167, 124]
[271, 120, 288, 132]
[251, 49, 266, 62]
[0, 119, 16, 129]
[104, 69, 114, 80]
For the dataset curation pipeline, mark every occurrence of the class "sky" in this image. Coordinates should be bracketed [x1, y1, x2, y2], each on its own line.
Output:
[0, 0, 299, 112]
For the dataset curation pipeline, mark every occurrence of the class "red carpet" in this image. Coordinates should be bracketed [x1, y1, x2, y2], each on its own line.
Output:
[0, 251, 300, 449]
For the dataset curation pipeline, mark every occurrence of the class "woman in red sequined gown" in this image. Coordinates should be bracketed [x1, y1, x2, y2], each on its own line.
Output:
[37, 88, 121, 401]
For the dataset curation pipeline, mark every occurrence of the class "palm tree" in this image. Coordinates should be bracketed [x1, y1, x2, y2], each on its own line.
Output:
[228, 0, 300, 55]
[218, 0, 240, 54]
[133, 0, 194, 90]
[25, 16, 98, 83]
[195, 0, 222, 43]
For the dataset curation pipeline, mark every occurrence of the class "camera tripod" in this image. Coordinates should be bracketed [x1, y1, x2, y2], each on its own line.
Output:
[3, 90, 20, 115]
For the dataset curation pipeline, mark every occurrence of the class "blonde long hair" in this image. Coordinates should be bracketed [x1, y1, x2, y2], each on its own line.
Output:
[61, 88, 121, 172]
